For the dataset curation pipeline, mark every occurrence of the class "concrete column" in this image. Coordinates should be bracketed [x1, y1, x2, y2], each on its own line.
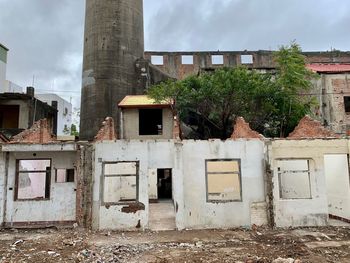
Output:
[80, 0, 145, 140]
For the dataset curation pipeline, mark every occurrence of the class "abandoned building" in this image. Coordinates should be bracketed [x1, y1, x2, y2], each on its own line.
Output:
[0, 87, 57, 140]
[118, 95, 175, 140]
[0, 0, 349, 232]
[0, 116, 349, 230]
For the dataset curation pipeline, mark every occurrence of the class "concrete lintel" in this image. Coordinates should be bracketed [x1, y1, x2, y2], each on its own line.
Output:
[1, 143, 77, 152]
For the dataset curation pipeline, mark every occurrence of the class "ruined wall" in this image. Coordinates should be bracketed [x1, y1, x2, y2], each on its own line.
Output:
[145, 51, 350, 80]
[3, 149, 77, 226]
[178, 140, 267, 229]
[93, 140, 175, 230]
[324, 154, 350, 220]
[121, 108, 174, 140]
[314, 74, 350, 134]
[268, 139, 349, 227]
[93, 139, 267, 231]
[0, 152, 6, 225]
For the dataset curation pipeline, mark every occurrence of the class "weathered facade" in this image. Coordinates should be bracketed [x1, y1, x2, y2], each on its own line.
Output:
[1, 117, 349, 230]
[0, 87, 57, 139]
[144, 51, 350, 80]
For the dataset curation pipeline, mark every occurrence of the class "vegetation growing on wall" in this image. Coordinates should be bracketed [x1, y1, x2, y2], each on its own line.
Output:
[148, 42, 317, 139]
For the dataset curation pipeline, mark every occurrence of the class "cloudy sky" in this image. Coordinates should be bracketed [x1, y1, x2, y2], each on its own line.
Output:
[0, 0, 349, 110]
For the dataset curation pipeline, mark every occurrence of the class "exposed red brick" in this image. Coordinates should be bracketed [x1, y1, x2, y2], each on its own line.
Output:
[94, 117, 117, 142]
[0, 132, 9, 143]
[10, 119, 56, 144]
[288, 115, 339, 139]
[231, 117, 264, 140]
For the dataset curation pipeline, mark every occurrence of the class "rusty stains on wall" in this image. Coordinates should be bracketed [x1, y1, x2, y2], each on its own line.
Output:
[121, 202, 145, 214]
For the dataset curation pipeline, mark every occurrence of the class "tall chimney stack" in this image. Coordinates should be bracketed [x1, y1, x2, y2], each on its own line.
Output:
[80, 0, 145, 140]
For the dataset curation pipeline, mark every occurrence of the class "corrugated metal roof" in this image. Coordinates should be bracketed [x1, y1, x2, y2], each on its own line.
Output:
[118, 95, 172, 108]
[307, 64, 350, 73]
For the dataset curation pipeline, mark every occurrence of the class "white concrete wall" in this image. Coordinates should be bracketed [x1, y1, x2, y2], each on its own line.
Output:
[93, 140, 175, 230]
[178, 140, 266, 229]
[4, 81, 23, 93]
[93, 139, 267, 231]
[324, 154, 350, 219]
[35, 94, 72, 135]
[4, 151, 76, 226]
[0, 152, 6, 225]
[269, 139, 349, 227]
[0, 61, 6, 93]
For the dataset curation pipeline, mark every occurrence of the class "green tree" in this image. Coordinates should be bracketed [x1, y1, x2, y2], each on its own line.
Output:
[148, 42, 317, 139]
[70, 124, 79, 137]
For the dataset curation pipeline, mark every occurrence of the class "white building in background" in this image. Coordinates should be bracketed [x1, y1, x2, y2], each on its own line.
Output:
[35, 94, 73, 135]
[0, 43, 8, 93]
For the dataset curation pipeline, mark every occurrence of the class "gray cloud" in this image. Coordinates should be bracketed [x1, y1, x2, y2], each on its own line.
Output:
[0, 0, 349, 110]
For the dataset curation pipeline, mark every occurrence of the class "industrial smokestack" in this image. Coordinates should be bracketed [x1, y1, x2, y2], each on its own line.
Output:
[80, 0, 145, 140]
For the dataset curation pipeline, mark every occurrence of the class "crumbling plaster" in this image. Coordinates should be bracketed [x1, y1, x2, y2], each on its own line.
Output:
[268, 139, 349, 227]
[2, 149, 77, 226]
[92, 139, 267, 231]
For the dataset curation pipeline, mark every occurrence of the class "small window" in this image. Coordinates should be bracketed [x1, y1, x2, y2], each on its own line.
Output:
[205, 159, 242, 202]
[344, 97, 350, 113]
[277, 159, 311, 199]
[15, 159, 51, 201]
[151, 55, 164, 65]
[56, 169, 75, 183]
[211, 55, 224, 65]
[139, 109, 163, 136]
[103, 162, 139, 204]
[241, 55, 253, 64]
[182, 55, 194, 65]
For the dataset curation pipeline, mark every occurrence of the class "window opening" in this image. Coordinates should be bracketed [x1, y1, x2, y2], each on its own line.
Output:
[15, 159, 51, 201]
[241, 54, 253, 64]
[211, 55, 224, 65]
[103, 162, 139, 204]
[139, 109, 163, 136]
[205, 159, 242, 202]
[277, 159, 312, 199]
[151, 55, 164, 65]
[56, 168, 75, 183]
[344, 96, 350, 113]
[181, 55, 194, 65]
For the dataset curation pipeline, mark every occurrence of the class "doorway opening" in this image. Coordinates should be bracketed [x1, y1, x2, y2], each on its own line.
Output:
[157, 168, 172, 200]
[149, 168, 176, 231]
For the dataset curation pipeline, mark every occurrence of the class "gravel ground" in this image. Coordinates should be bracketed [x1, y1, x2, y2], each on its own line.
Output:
[0, 226, 349, 262]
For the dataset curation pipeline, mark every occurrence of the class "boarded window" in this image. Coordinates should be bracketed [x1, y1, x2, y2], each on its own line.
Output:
[16, 159, 51, 201]
[139, 109, 163, 135]
[344, 96, 350, 113]
[56, 169, 75, 183]
[103, 162, 139, 204]
[277, 159, 311, 199]
[151, 55, 164, 65]
[206, 159, 242, 202]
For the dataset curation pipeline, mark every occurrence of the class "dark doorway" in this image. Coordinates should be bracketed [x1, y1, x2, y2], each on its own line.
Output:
[0, 105, 20, 128]
[157, 169, 172, 200]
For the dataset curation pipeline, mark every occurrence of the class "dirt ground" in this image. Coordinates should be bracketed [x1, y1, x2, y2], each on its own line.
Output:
[0, 226, 349, 263]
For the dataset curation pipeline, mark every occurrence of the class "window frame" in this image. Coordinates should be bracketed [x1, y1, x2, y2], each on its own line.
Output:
[15, 158, 52, 202]
[102, 161, 140, 206]
[277, 159, 312, 200]
[205, 159, 243, 203]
